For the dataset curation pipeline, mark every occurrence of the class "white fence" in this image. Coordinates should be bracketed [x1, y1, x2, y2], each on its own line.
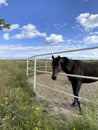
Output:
[26, 46, 98, 102]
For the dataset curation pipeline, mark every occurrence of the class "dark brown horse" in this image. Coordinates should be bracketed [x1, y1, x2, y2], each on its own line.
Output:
[52, 55, 98, 110]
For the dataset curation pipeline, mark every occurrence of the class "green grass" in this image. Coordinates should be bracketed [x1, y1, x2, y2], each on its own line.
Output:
[68, 101, 98, 130]
[0, 60, 98, 130]
[0, 60, 58, 130]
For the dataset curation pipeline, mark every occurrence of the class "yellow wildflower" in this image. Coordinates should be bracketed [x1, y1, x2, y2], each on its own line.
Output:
[35, 127, 39, 130]
[35, 107, 40, 111]
[3, 97, 8, 104]
[3, 97, 8, 101]
[34, 111, 39, 116]
[34, 107, 41, 115]
[73, 128, 76, 130]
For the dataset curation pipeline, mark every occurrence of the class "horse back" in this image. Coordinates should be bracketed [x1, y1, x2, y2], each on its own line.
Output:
[79, 61, 98, 83]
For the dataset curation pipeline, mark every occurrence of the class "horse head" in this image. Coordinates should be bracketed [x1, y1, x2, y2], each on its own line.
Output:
[51, 55, 62, 80]
[51, 55, 71, 80]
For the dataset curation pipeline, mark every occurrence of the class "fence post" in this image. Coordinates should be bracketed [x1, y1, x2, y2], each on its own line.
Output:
[45, 61, 48, 72]
[26, 59, 29, 78]
[34, 57, 36, 92]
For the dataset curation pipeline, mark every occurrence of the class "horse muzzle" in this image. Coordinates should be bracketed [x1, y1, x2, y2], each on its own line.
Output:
[52, 75, 57, 80]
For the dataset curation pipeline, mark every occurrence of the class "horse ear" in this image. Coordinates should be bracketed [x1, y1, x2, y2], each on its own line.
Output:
[52, 55, 54, 59]
[58, 55, 60, 60]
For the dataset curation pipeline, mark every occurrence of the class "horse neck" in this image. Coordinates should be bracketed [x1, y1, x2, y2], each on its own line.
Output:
[61, 58, 74, 74]
[60, 58, 68, 72]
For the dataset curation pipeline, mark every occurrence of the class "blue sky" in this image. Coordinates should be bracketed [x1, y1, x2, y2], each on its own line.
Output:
[0, 0, 98, 59]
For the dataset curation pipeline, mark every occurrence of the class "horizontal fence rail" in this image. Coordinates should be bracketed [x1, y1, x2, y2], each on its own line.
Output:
[28, 69, 98, 81]
[26, 46, 98, 104]
[36, 83, 90, 102]
[27, 46, 98, 59]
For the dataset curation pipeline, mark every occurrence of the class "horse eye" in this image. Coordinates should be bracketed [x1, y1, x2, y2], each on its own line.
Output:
[52, 62, 59, 68]
[54, 65, 59, 67]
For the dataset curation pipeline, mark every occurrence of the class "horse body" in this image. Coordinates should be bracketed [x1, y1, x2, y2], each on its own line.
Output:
[52, 55, 98, 110]
[67, 60, 98, 83]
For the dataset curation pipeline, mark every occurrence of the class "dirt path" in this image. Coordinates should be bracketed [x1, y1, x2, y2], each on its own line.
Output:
[28, 74, 98, 119]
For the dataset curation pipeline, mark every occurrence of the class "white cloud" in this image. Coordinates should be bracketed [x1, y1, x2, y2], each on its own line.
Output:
[13, 23, 47, 39]
[4, 24, 20, 32]
[0, 44, 80, 59]
[45, 34, 64, 44]
[3, 23, 47, 40]
[1, 43, 98, 60]
[76, 13, 98, 31]
[84, 35, 98, 44]
[2, 33, 10, 40]
[0, 0, 8, 6]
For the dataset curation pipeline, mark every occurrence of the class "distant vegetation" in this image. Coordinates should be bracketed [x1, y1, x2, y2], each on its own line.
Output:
[0, 60, 98, 130]
[0, 19, 10, 30]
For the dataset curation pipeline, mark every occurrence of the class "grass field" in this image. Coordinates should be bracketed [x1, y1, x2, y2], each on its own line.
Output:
[0, 60, 98, 130]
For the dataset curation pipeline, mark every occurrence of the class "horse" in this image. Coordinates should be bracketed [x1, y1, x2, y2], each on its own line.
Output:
[51, 55, 98, 111]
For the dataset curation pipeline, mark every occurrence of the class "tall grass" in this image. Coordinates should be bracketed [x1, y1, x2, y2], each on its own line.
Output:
[0, 60, 98, 130]
[0, 60, 58, 130]
[68, 100, 98, 130]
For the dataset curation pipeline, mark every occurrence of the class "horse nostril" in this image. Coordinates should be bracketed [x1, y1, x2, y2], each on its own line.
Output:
[52, 76, 56, 80]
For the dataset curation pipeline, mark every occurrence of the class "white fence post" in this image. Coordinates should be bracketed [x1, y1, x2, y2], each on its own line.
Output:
[45, 61, 48, 72]
[34, 57, 36, 92]
[26, 59, 29, 78]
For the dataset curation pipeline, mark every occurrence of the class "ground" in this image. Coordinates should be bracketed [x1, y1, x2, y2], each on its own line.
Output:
[28, 74, 98, 119]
